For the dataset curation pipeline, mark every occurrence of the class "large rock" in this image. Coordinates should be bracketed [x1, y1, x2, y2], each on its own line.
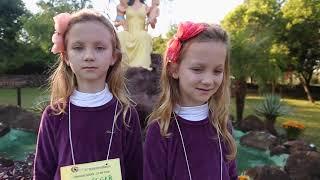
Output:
[125, 54, 162, 129]
[245, 165, 290, 180]
[285, 151, 320, 180]
[240, 131, 277, 150]
[240, 115, 264, 132]
[150, 53, 162, 72]
[283, 140, 315, 154]
[0, 122, 10, 137]
[270, 139, 317, 156]
[0, 105, 40, 132]
[270, 145, 289, 156]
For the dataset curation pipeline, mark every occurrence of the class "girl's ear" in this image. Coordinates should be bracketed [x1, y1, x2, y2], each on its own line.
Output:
[62, 53, 70, 66]
[168, 62, 179, 79]
[111, 56, 117, 66]
[112, 50, 121, 65]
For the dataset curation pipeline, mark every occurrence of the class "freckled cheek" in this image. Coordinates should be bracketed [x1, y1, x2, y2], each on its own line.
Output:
[215, 74, 224, 84]
[194, 77, 203, 84]
[96, 51, 113, 58]
[186, 72, 201, 80]
[96, 52, 109, 59]
[68, 56, 83, 64]
[68, 50, 83, 59]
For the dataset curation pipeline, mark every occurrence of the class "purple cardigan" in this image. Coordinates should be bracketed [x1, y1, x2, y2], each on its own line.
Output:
[144, 115, 238, 180]
[33, 98, 143, 180]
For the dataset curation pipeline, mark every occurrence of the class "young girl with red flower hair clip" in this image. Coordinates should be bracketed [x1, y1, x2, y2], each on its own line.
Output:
[144, 22, 238, 180]
[33, 9, 143, 180]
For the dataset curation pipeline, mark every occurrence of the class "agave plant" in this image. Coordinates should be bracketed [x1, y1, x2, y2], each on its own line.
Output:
[255, 94, 289, 136]
[30, 95, 50, 114]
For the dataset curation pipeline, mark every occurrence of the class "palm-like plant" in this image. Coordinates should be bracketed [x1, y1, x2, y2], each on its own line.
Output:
[255, 94, 289, 136]
[30, 95, 50, 114]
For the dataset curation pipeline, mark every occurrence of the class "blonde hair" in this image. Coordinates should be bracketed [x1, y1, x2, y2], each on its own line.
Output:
[148, 24, 237, 160]
[49, 9, 132, 122]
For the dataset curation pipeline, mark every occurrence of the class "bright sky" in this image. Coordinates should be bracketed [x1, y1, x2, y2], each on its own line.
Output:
[22, 0, 244, 36]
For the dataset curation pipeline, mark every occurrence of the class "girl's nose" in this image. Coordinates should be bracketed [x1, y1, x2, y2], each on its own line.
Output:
[201, 74, 214, 85]
[84, 49, 95, 61]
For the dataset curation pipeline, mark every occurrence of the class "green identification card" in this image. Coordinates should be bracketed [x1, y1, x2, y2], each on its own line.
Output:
[60, 158, 122, 180]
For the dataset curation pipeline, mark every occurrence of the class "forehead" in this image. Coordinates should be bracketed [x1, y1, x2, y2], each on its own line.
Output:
[67, 21, 113, 43]
[180, 41, 227, 66]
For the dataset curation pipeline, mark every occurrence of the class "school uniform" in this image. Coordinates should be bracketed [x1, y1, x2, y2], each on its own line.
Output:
[144, 104, 238, 180]
[34, 86, 143, 180]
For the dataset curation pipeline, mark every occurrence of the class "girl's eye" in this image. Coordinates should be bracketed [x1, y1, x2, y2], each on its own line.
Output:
[96, 47, 105, 51]
[214, 70, 223, 74]
[191, 68, 203, 72]
[73, 46, 83, 50]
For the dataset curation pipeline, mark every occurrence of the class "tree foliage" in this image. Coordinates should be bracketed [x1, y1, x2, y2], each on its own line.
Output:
[152, 24, 177, 55]
[226, 0, 320, 90]
[281, 0, 320, 86]
[0, 0, 28, 73]
[222, 0, 320, 122]
[0, 0, 93, 74]
[222, 0, 286, 88]
[22, 0, 93, 63]
[221, 0, 285, 122]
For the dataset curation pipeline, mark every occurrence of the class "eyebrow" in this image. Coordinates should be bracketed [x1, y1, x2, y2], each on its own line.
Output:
[191, 63, 224, 68]
[215, 64, 224, 68]
[71, 41, 83, 45]
[70, 41, 107, 46]
[94, 41, 107, 46]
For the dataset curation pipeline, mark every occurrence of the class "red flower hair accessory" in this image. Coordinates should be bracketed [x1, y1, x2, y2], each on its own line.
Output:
[51, 13, 72, 54]
[166, 21, 206, 63]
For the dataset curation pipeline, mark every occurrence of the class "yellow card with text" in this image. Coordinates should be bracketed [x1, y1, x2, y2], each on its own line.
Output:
[60, 158, 122, 180]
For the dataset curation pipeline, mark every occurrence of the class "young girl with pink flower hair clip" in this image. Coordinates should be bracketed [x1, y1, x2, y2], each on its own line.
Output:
[33, 9, 143, 180]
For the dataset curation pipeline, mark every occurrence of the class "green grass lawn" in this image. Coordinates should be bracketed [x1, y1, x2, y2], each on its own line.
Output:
[0, 87, 49, 110]
[230, 95, 320, 148]
[1, 88, 319, 147]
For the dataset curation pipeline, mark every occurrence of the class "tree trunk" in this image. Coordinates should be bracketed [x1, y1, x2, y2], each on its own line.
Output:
[305, 70, 313, 87]
[265, 116, 278, 136]
[234, 78, 247, 126]
[298, 73, 315, 103]
[271, 81, 276, 94]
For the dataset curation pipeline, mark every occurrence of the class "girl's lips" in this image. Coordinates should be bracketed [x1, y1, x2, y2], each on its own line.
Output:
[82, 67, 97, 69]
[196, 88, 212, 91]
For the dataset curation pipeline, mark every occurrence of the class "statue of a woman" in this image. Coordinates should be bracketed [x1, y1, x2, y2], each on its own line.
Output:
[115, 0, 159, 70]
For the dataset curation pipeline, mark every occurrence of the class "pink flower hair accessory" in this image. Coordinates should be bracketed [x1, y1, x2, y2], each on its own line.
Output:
[166, 21, 206, 63]
[51, 13, 72, 54]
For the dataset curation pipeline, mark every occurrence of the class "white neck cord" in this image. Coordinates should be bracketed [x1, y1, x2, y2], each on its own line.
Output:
[106, 101, 118, 160]
[174, 113, 222, 180]
[218, 125, 223, 180]
[174, 113, 193, 180]
[68, 100, 76, 165]
[68, 100, 119, 165]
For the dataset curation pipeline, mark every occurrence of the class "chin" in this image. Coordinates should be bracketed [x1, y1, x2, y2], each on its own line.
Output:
[197, 95, 212, 102]
[191, 99, 208, 106]
[200, 100, 209, 105]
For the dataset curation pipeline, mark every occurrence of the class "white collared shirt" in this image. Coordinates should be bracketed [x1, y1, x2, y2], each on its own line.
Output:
[174, 103, 209, 121]
[70, 84, 113, 107]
